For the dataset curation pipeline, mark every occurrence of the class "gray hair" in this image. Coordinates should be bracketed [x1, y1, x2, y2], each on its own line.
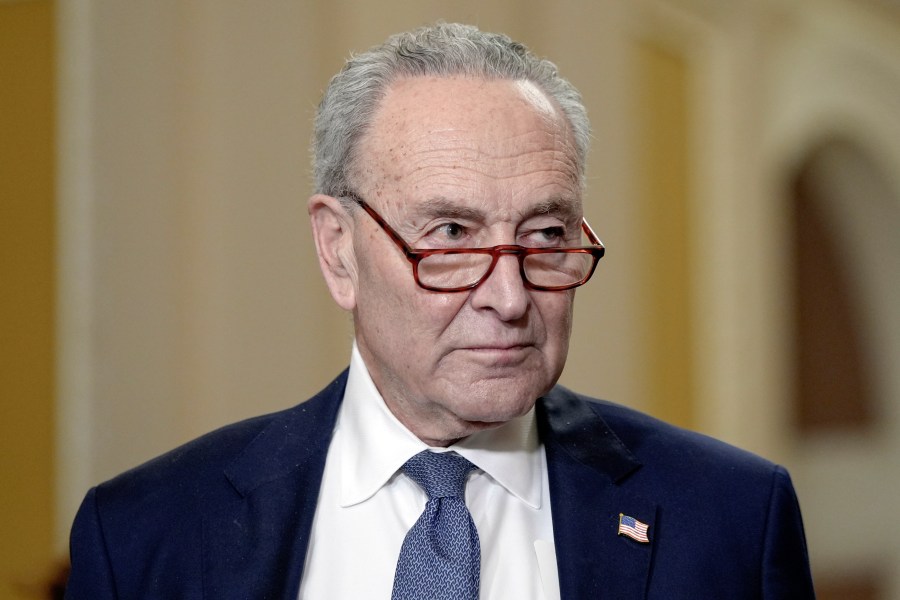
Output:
[312, 22, 590, 198]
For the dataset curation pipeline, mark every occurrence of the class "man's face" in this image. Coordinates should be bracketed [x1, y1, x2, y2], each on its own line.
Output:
[342, 77, 582, 445]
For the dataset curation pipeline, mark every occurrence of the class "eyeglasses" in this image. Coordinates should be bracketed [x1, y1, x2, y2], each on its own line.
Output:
[343, 192, 605, 292]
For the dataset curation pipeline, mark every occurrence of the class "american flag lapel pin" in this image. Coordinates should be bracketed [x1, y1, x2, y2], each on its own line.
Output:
[618, 513, 650, 543]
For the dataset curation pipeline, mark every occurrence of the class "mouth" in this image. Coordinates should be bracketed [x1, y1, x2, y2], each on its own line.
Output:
[457, 343, 536, 366]
[465, 343, 530, 351]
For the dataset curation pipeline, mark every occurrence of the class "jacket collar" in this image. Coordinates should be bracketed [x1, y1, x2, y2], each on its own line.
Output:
[538, 385, 656, 600]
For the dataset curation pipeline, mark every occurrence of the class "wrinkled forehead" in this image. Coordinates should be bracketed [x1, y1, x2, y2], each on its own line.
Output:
[351, 76, 581, 219]
[368, 77, 574, 151]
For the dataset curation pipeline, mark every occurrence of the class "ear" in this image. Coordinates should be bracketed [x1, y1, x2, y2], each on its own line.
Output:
[308, 194, 358, 311]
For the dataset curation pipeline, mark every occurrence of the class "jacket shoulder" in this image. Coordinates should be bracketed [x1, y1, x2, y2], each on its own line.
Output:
[66, 372, 348, 598]
[564, 388, 779, 476]
[91, 370, 347, 523]
[540, 385, 789, 507]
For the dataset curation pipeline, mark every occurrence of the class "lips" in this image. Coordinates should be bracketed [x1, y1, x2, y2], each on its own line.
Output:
[457, 344, 535, 366]
[462, 342, 533, 351]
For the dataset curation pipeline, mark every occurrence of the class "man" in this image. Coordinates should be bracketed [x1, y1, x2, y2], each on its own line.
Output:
[65, 23, 815, 599]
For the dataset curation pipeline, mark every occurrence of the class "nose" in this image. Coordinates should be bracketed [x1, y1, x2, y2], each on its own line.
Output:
[468, 253, 529, 321]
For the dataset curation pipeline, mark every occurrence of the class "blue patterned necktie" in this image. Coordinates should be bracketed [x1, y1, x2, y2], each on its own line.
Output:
[391, 450, 481, 600]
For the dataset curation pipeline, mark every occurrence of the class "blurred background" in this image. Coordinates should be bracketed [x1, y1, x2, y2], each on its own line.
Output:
[2, 0, 899, 598]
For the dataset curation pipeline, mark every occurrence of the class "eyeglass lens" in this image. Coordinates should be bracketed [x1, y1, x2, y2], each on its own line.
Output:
[416, 251, 593, 290]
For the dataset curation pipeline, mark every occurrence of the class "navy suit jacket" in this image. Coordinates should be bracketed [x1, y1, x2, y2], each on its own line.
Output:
[65, 370, 815, 599]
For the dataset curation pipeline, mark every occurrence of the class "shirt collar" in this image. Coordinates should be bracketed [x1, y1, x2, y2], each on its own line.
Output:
[339, 342, 543, 509]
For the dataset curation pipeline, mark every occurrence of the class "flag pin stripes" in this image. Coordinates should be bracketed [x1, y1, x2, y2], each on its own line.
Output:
[617, 513, 650, 543]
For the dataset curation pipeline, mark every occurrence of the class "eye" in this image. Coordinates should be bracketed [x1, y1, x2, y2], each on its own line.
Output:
[539, 226, 565, 241]
[434, 222, 467, 241]
[523, 225, 567, 247]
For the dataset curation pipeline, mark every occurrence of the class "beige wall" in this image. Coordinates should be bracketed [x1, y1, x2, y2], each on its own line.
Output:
[41, 0, 900, 596]
[761, 4, 900, 595]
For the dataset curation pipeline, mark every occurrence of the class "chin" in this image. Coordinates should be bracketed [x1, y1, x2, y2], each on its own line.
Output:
[430, 370, 558, 424]
[451, 392, 540, 425]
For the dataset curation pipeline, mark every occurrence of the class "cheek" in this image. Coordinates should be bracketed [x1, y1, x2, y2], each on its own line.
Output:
[355, 250, 464, 341]
[537, 293, 575, 348]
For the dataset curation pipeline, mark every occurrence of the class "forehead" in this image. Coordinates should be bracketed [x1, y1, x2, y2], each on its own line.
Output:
[355, 76, 581, 214]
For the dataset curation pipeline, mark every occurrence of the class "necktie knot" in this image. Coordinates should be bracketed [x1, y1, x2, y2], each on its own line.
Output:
[403, 451, 476, 499]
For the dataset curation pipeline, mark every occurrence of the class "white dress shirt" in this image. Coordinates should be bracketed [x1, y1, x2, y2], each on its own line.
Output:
[298, 343, 560, 599]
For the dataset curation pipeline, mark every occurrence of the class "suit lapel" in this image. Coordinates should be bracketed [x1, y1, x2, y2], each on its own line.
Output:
[202, 372, 347, 599]
[539, 387, 657, 600]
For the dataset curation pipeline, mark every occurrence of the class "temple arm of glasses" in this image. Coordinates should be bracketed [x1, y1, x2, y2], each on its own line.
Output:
[581, 219, 604, 248]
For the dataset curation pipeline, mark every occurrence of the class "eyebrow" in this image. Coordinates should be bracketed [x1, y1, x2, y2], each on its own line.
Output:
[415, 197, 485, 223]
[413, 196, 581, 223]
[529, 197, 581, 221]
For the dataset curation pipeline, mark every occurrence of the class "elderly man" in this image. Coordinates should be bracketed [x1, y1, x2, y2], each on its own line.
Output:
[65, 23, 815, 599]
